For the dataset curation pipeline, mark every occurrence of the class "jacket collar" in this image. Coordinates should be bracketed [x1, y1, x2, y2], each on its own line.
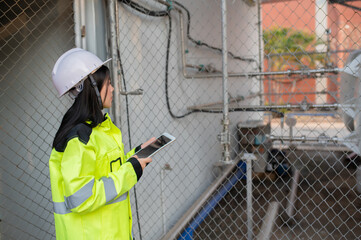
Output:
[99, 113, 112, 129]
[85, 113, 113, 129]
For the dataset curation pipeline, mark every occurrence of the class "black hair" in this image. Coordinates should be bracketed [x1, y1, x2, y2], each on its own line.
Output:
[52, 65, 110, 149]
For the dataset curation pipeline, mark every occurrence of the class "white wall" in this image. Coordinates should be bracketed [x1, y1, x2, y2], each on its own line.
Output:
[116, 1, 260, 239]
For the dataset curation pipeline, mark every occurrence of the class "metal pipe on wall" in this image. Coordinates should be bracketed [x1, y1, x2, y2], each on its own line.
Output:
[267, 49, 359, 57]
[267, 135, 358, 144]
[182, 68, 341, 79]
[80, 0, 87, 49]
[169, 1, 340, 80]
[157, 0, 342, 89]
[163, 0, 257, 80]
[157, 0, 340, 82]
[73, 0, 86, 49]
[73, 0, 81, 48]
[108, 0, 122, 127]
[262, 90, 336, 96]
[154, 0, 188, 80]
[188, 103, 353, 112]
[221, 0, 231, 163]
[228, 103, 350, 111]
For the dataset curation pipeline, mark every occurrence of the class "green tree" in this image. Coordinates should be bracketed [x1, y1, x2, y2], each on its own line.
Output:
[263, 27, 325, 71]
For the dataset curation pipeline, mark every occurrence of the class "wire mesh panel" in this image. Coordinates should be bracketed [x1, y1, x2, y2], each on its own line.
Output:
[0, 0, 74, 239]
[170, 0, 360, 240]
[115, 0, 261, 239]
[116, 1, 232, 239]
[1, 0, 361, 240]
[114, 0, 360, 239]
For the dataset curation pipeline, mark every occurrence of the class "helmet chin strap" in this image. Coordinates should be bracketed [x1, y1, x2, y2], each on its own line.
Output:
[88, 74, 103, 109]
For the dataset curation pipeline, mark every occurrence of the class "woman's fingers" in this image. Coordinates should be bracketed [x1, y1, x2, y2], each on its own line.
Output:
[141, 137, 157, 149]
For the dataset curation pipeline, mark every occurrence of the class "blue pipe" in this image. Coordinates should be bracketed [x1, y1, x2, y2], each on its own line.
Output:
[178, 161, 247, 240]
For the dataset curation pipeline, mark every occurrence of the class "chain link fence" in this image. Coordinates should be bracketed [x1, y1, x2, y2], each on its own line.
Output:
[1, 0, 361, 240]
[0, 0, 74, 239]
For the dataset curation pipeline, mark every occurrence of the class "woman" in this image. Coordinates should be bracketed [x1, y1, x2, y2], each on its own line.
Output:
[49, 48, 152, 239]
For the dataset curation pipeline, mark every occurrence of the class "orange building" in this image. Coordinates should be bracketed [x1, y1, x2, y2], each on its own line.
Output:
[262, 0, 361, 104]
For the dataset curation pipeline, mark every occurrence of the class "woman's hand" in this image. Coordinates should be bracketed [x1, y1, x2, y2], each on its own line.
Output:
[141, 137, 157, 149]
[134, 155, 152, 170]
[133, 137, 155, 170]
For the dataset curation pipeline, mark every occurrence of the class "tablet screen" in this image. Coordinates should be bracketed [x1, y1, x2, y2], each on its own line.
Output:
[135, 135, 173, 158]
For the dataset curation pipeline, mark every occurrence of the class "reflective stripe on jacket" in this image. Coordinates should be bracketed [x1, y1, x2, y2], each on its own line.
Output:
[49, 114, 142, 239]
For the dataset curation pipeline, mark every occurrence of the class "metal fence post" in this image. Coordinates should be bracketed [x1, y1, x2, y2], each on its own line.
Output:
[221, 0, 231, 163]
[108, 0, 121, 127]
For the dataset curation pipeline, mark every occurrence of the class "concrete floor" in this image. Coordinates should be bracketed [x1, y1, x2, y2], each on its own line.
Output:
[192, 158, 360, 240]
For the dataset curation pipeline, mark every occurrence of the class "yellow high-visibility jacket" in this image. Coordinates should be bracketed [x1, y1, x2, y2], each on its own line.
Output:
[49, 114, 142, 240]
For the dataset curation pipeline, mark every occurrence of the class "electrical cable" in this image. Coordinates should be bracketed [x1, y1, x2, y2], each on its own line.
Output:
[164, 13, 194, 118]
[120, 0, 169, 16]
[116, 1, 170, 239]
[119, 0, 284, 118]
[116, 2, 164, 238]
[113, 2, 284, 238]
[173, 1, 257, 63]
[164, 5, 282, 118]
[338, 2, 361, 11]
[116, 48, 144, 240]
[119, 0, 197, 118]
[329, 0, 361, 11]
[165, 12, 230, 117]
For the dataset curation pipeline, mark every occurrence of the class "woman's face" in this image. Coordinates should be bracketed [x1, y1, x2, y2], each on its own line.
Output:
[100, 76, 114, 108]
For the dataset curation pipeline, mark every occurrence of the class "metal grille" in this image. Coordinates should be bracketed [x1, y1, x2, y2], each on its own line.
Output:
[116, 1, 361, 239]
[1, 0, 361, 240]
[0, 0, 74, 239]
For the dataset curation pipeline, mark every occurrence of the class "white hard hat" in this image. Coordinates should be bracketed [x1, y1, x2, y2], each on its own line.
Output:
[52, 48, 111, 97]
